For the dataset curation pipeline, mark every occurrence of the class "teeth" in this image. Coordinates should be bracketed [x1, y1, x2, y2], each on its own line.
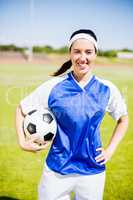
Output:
[78, 65, 86, 67]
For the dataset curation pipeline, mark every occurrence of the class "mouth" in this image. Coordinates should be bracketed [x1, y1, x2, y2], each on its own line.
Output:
[77, 63, 88, 70]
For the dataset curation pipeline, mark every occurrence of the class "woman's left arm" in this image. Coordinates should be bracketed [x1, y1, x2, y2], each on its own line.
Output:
[95, 115, 129, 165]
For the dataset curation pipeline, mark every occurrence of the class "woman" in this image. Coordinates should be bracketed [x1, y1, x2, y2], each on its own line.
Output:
[16, 29, 128, 200]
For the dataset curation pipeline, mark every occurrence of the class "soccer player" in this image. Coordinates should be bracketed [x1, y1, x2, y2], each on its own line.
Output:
[15, 29, 128, 200]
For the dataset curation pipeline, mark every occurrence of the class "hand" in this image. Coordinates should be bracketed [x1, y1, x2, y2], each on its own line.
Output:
[19, 135, 50, 153]
[95, 147, 112, 165]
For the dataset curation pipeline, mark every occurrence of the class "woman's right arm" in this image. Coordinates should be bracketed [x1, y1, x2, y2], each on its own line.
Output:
[15, 105, 49, 152]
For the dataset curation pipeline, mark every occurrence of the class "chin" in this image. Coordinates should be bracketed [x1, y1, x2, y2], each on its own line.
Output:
[78, 69, 90, 75]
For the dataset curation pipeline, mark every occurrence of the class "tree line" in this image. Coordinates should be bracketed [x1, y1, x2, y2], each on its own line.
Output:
[0, 44, 133, 58]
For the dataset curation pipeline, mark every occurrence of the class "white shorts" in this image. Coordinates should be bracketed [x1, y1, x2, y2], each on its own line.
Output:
[38, 163, 105, 200]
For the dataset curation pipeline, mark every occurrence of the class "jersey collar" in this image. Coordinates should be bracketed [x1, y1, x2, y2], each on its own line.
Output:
[68, 71, 95, 91]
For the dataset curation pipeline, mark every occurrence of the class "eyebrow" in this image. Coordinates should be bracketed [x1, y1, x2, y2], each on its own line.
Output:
[73, 48, 94, 51]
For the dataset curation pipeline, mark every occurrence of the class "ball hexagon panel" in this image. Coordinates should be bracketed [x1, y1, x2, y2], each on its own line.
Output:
[43, 113, 53, 124]
[27, 123, 36, 134]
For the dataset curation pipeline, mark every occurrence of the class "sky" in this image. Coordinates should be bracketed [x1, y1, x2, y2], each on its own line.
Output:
[0, 0, 133, 50]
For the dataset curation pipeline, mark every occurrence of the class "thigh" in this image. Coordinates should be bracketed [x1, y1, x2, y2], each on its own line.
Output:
[38, 164, 74, 200]
[75, 172, 106, 200]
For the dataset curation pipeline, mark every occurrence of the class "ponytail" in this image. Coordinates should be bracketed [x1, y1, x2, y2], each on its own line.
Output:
[52, 60, 72, 76]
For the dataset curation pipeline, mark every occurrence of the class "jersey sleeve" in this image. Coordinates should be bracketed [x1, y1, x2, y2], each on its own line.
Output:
[20, 76, 67, 115]
[106, 82, 128, 121]
[20, 80, 52, 115]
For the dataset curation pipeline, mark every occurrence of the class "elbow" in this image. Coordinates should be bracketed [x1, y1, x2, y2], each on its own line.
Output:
[15, 105, 25, 127]
[118, 115, 129, 128]
[16, 104, 25, 117]
[16, 105, 20, 114]
[16, 105, 21, 115]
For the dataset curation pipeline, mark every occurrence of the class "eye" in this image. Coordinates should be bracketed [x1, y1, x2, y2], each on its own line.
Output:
[86, 50, 92, 54]
[73, 49, 80, 54]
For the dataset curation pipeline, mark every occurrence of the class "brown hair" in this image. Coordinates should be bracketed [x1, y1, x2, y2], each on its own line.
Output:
[52, 60, 72, 76]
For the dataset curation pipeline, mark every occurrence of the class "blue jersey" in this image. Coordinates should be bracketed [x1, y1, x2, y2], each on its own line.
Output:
[21, 72, 127, 175]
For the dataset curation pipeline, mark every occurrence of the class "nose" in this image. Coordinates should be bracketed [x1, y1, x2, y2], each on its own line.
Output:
[79, 53, 86, 63]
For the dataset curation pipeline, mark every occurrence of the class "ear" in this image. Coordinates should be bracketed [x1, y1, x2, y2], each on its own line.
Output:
[69, 49, 72, 60]
[93, 52, 97, 60]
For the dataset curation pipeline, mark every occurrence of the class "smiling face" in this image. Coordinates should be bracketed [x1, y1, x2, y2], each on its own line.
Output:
[70, 38, 96, 78]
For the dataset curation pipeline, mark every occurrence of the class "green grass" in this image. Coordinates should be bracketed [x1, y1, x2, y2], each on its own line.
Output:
[0, 62, 133, 200]
[96, 56, 133, 65]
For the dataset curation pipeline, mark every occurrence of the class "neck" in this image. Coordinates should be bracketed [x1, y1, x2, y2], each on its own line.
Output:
[72, 70, 92, 83]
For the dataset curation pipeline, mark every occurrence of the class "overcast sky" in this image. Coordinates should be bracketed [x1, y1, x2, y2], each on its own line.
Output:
[0, 0, 133, 50]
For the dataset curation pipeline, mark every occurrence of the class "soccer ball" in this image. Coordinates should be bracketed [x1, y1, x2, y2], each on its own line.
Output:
[23, 108, 57, 145]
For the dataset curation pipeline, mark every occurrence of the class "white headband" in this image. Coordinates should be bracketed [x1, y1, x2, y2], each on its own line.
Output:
[68, 33, 98, 50]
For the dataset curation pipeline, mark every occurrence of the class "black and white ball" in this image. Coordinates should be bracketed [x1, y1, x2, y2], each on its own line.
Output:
[23, 108, 57, 144]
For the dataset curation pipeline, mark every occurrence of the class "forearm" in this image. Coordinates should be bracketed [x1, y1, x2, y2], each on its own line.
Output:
[106, 115, 129, 156]
[95, 115, 128, 164]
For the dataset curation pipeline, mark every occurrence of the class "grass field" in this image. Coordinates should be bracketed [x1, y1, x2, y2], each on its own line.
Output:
[0, 60, 133, 200]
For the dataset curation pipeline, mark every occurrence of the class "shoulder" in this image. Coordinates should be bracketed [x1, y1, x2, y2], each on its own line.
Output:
[94, 77, 127, 120]
[94, 76, 121, 95]
[20, 74, 69, 114]
[36, 74, 69, 91]
[95, 76, 117, 89]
